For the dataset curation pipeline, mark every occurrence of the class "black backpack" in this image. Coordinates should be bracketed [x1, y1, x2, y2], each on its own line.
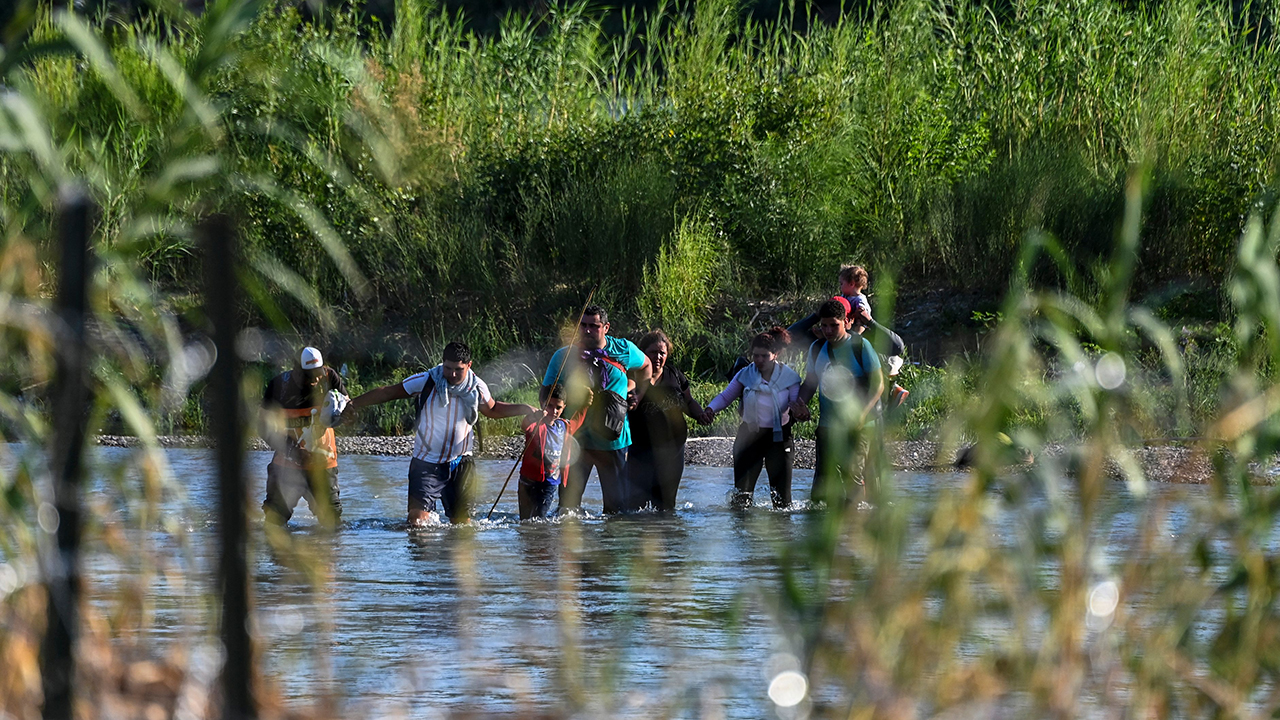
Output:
[584, 355, 628, 442]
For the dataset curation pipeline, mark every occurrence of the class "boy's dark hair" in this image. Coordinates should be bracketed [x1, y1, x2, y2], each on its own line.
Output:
[443, 341, 472, 364]
[547, 383, 567, 401]
[818, 299, 849, 320]
[751, 326, 791, 353]
[582, 305, 609, 325]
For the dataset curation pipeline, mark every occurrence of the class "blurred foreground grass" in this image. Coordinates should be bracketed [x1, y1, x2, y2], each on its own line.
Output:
[4, 1, 1280, 718]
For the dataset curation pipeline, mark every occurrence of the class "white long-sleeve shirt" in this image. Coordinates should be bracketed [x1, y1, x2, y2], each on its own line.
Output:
[708, 367, 800, 429]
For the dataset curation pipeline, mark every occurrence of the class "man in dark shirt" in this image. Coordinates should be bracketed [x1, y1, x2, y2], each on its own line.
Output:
[260, 347, 347, 526]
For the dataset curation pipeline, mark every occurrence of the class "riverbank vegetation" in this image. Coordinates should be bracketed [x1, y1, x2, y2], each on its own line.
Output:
[5, 0, 1273, 438]
[7, 0, 1277, 351]
[4, 0, 1280, 717]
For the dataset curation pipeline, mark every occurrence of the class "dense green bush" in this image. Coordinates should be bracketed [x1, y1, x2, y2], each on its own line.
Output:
[5, 0, 1277, 375]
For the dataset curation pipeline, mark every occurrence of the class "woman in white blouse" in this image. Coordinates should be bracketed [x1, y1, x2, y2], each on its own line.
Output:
[702, 327, 802, 508]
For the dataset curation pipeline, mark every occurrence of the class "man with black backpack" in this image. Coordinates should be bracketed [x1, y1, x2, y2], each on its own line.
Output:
[348, 342, 538, 525]
[541, 305, 653, 514]
[791, 298, 885, 507]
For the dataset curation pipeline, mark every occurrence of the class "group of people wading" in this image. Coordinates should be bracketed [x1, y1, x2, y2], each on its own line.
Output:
[258, 264, 908, 527]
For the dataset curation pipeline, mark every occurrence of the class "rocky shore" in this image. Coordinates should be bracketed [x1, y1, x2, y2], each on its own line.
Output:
[95, 434, 1231, 484]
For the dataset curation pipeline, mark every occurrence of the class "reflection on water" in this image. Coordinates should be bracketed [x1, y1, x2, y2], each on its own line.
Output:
[63, 446, 1209, 717]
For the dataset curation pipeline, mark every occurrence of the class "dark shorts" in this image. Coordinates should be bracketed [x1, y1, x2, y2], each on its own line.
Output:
[407, 456, 476, 522]
[518, 477, 558, 520]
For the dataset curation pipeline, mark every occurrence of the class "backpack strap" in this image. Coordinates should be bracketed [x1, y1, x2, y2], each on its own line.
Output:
[413, 375, 438, 418]
[814, 337, 873, 384]
[846, 340, 866, 376]
[807, 338, 827, 360]
[585, 354, 628, 390]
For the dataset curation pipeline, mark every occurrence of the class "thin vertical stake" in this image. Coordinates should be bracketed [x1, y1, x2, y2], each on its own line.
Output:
[41, 186, 93, 720]
[202, 215, 256, 720]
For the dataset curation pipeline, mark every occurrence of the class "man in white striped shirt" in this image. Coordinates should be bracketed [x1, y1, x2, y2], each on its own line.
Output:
[349, 342, 537, 525]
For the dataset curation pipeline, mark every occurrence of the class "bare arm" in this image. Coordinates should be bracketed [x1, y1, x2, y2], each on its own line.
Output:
[480, 396, 538, 420]
[630, 355, 654, 402]
[349, 382, 410, 410]
[797, 371, 818, 405]
[859, 372, 885, 427]
[790, 372, 817, 422]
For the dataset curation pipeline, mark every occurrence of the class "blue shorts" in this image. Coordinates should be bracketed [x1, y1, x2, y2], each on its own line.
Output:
[407, 456, 476, 522]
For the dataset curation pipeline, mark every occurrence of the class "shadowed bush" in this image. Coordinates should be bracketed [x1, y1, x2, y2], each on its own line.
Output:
[6, 0, 1278, 361]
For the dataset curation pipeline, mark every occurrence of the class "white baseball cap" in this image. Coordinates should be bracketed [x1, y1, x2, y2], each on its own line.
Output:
[300, 347, 324, 370]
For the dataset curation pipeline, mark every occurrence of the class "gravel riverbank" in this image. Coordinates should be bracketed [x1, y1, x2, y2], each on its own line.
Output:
[95, 434, 1231, 484]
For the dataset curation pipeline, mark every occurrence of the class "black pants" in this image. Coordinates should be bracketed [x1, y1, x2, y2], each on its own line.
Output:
[629, 442, 686, 511]
[811, 424, 875, 506]
[560, 448, 630, 514]
[263, 463, 341, 526]
[732, 424, 794, 508]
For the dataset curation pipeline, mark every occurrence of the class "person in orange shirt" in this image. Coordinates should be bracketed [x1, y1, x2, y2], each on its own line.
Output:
[260, 347, 347, 527]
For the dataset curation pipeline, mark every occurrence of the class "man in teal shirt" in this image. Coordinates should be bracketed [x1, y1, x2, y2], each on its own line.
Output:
[542, 305, 652, 514]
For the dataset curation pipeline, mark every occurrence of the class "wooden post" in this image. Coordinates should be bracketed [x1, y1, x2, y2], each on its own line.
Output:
[201, 214, 256, 720]
[41, 186, 93, 720]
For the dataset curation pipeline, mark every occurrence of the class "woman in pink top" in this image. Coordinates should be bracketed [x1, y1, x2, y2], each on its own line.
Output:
[702, 327, 802, 508]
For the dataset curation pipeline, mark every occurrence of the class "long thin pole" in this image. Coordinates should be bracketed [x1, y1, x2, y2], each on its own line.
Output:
[41, 186, 93, 720]
[202, 214, 256, 720]
[486, 285, 596, 520]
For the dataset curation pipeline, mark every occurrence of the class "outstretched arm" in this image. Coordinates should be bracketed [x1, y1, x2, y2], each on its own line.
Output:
[681, 385, 705, 420]
[707, 377, 745, 414]
[480, 396, 538, 420]
[867, 320, 906, 357]
[349, 382, 410, 410]
[788, 313, 820, 345]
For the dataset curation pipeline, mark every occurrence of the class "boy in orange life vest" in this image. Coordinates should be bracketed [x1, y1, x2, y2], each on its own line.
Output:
[518, 384, 590, 520]
[260, 346, 347, 527]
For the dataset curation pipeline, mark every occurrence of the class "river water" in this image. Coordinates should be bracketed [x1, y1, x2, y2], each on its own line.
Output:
[52, 447, 1218, 717]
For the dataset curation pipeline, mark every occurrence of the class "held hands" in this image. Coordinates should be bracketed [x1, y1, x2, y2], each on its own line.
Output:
[788, 400, 812, 423]
[698, 408, 716, 426]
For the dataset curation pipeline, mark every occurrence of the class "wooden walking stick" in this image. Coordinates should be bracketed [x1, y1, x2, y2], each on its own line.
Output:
[486, 285, 597, 520]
